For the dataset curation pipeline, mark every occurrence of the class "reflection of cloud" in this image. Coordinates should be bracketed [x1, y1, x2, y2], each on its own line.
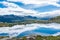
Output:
[53, 32, 60, 36]
[0, 23, 60, 37]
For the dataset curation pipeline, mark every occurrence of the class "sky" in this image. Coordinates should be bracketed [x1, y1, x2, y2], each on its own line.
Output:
[0, 0, 60, 17]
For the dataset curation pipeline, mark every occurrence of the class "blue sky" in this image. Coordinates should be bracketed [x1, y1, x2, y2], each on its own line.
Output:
[0, 0, 60, 17]
[0, 3, 7, 8]
[13, 2, 60, 12]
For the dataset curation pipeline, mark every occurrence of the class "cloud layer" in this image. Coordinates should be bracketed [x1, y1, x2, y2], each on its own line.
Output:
[7, 0, 60, 7]
[0, 0, 60, 18]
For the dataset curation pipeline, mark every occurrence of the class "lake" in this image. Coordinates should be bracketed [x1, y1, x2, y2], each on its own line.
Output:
[0, 23, 60, 38]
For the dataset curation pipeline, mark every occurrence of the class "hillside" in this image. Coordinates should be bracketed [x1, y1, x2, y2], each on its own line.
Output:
[49, 16, 60, 23]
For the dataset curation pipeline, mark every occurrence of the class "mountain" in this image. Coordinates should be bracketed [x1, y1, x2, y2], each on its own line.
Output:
[0, 15, 24, 23]
[0, 15, 60, 27]
[0, 14, 60, 23]
[0, 15, 49, 23]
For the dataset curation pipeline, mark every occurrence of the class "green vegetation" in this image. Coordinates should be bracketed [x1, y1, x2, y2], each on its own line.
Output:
[0, 22, 16, 27]
[0, 36, 8, 39]
[35, 35, 60, 40]
[49, 16, 60, 23]
[2, 35, 60, 40]
[14, 35, 60, 40]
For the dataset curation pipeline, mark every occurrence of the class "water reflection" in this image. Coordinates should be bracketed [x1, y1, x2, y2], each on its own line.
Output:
[0, 23, 60, 37]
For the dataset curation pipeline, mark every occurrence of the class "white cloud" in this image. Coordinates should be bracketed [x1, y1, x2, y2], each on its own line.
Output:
[0, 8, 37, 16]
[0, 1, 37, 16]
[0, 1, 60, 18]
[0, 8, 60, 18]
[37, 10, 60, 17]
[7, 0, 60, 7]
[0, 1, 20, 8]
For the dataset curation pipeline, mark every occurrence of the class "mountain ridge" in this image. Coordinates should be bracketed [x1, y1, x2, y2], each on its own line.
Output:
[0, 14, 50, 23]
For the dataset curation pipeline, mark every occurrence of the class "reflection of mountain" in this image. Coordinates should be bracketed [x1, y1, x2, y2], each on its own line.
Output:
[0, 15, 50, 23]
